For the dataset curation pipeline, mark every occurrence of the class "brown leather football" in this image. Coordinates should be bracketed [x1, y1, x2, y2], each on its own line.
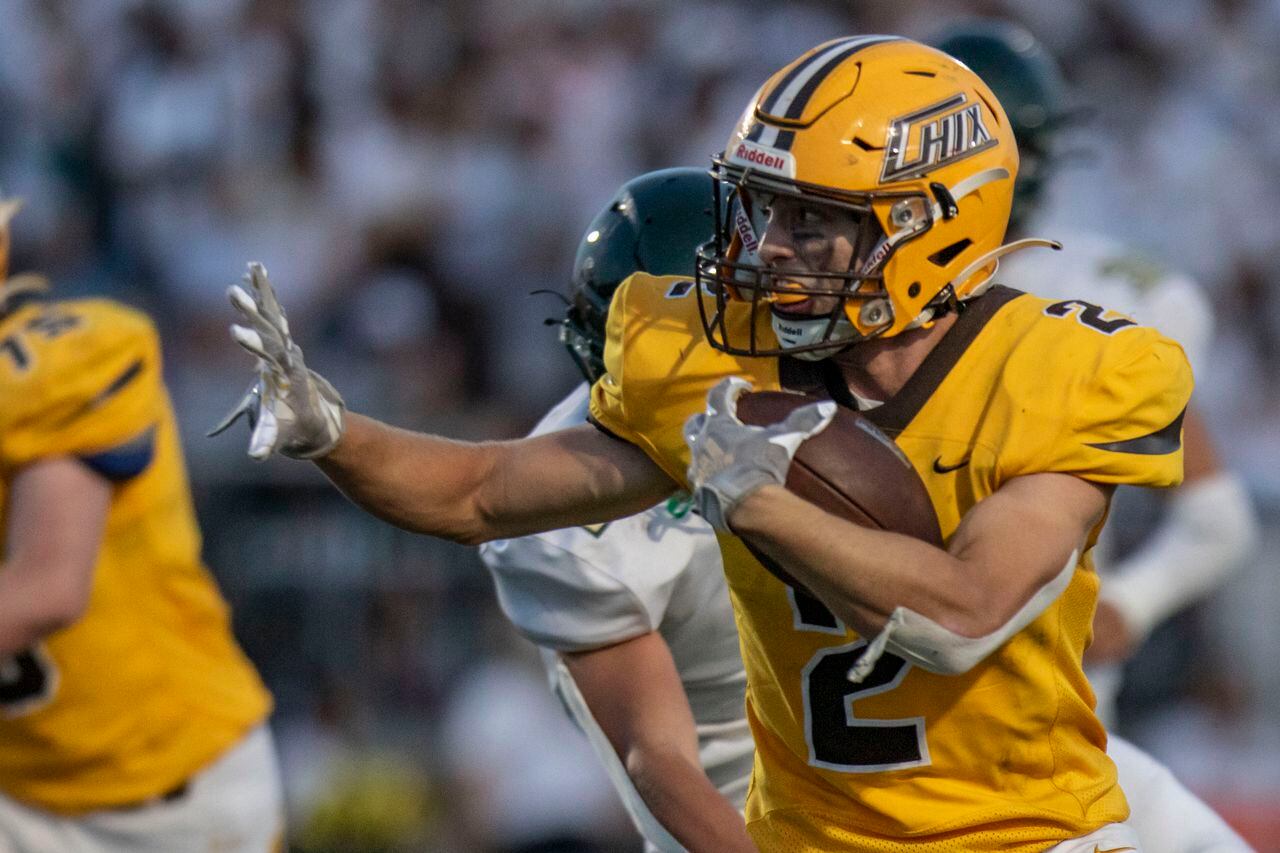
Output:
[735, 390, 943, 591]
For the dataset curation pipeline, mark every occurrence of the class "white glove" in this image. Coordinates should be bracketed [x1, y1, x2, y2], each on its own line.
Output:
[682, 377, 836, 531]
[210, 262, 345, 460]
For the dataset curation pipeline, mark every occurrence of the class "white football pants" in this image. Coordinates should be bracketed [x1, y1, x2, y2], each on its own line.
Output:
[0, 724, 283, 853]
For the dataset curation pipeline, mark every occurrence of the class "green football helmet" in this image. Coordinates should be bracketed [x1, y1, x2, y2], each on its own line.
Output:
[932, 20, 1074, 226]
[563, 167, 714, 382]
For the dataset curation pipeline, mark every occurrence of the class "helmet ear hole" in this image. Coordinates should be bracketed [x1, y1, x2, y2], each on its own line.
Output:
[907, 283, 921, 298]
[928, 238, 972, 267]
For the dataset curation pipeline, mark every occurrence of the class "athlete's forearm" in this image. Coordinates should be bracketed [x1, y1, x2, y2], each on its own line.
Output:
[0, 458, 108, 655]
[0, 562, 82, 655]
[315, 413, 502, 543]
[625, 748, 753, 853]
[316, 416, 674, 544]
[730, 486, 978, 637]
[732, 476, 1104, 659]
[562, 632, 751, 851]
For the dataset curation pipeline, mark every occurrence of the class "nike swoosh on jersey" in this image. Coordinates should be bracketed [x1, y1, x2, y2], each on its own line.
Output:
[932, 456, 971, 474]
[1093, 846, 1136, 853]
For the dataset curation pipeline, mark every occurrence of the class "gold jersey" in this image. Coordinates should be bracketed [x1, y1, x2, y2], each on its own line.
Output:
[0, 298, 272, 815]
[590, 275, 1191, 851]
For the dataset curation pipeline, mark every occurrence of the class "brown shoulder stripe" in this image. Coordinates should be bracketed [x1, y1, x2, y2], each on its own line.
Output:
[862, 285, 1026, 435]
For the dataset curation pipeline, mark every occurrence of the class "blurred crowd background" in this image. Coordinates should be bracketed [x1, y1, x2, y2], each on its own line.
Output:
[2, 0, 1279, 849]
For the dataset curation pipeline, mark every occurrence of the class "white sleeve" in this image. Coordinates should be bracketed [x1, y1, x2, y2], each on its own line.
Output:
[1109, 734, 1252, 852]
[1100, 472, 1258, 643]
[479, 515, 687, 652]
[480, 382, 696, 652]
[1130, 271, 1213, 380]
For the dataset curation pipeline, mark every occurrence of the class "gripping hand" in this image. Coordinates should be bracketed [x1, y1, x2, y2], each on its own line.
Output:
[210, 262, 345, 460]
[682, 377, 836, 531]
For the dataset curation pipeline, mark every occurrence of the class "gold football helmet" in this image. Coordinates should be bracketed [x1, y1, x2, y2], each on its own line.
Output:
[697, 36, 1050, 357]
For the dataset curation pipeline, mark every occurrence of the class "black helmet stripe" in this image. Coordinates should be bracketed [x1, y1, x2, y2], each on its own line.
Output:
[779, 36, 901, 120]
[760, 36, 866, 114]
[746, 125, 795, 149]
[754, 35, 901, 150]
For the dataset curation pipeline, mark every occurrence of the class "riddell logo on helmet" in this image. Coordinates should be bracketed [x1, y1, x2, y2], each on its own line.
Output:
[860, 236, 892, 275]
[730, 142, 796, 177]
[880, 94, 996, 183]
[733, 206, 760, 254]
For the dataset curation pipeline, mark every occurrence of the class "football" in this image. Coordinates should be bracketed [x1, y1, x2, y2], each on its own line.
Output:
[735, 390, 943, 591]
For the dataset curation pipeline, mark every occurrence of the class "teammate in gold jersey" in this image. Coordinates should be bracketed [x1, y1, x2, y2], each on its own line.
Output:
[221, 38, 1190, 852]
[0, 199, 280, 852]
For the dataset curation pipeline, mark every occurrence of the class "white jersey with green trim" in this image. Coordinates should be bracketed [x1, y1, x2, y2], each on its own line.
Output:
[479, 384, 752, 850]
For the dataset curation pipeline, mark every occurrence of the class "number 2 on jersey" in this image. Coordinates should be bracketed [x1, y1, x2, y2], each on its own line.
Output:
[1043, 300, 1137, 334]
[792, 587, 930, 772]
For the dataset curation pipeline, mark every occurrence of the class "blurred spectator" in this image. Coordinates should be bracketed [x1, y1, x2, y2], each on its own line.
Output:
[438, 616, 637, 852]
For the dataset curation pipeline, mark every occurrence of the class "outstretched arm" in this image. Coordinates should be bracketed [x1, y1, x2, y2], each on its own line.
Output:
[217, 263, 674, 544]
[317, 418, 675, 545]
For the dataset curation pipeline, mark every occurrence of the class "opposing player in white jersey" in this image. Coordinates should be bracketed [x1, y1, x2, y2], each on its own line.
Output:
[478, 169, 755, 853]
[937, 21, 1258, 852]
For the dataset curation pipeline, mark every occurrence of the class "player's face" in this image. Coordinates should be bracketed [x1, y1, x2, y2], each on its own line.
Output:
[754, 195, 861, 317]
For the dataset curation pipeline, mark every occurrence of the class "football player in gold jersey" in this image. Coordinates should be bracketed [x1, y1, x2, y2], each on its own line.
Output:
[0, 199, 280, 851]
[223, 37, 1190, 852]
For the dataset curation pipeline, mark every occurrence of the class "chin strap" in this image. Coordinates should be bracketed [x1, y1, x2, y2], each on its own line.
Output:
[957, 237, 1062, 299]
[904, 237, 1062, 330]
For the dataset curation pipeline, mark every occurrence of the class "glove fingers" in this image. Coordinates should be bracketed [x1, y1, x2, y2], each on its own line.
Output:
[227, 283, 263, 322]
[682, 412, 708, 448]
[766, 401, 837, 456]
[780, 400, 837, 438]
[706, 377, 751, 420]
[231, 324, 274, 362]
[229, 287, 289, 353]
[227, 286, 274, 337]
[246, 262, 289, 336]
